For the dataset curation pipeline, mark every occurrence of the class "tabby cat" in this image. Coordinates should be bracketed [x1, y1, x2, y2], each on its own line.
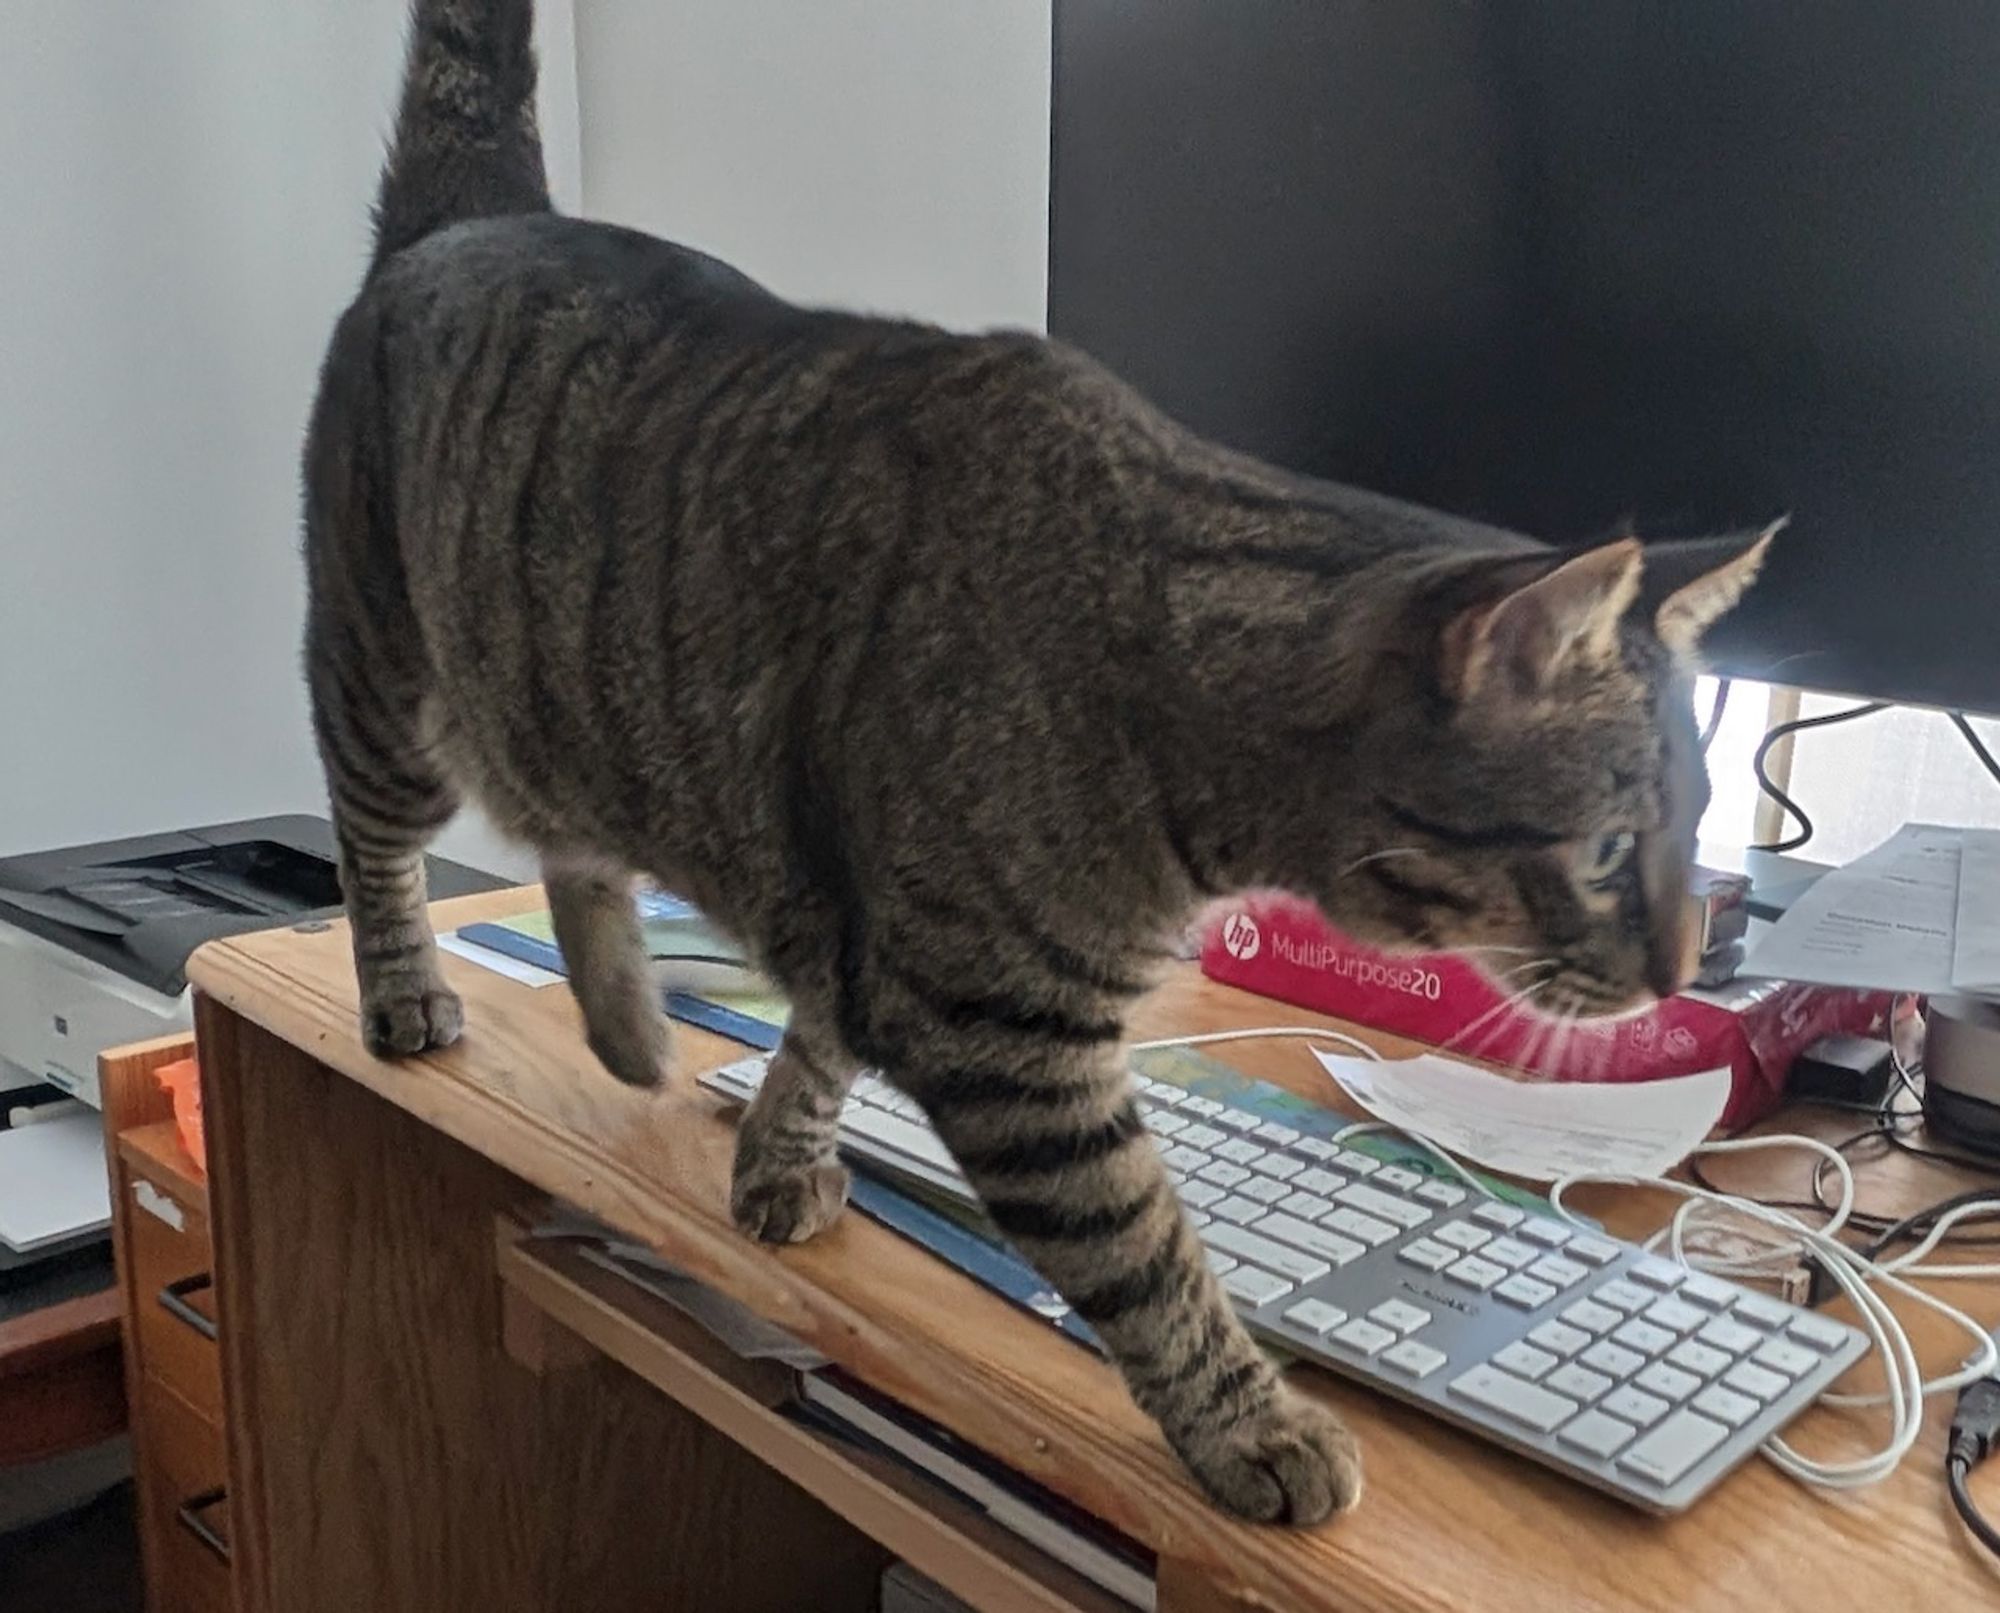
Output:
[305, 0, 1773, 1525]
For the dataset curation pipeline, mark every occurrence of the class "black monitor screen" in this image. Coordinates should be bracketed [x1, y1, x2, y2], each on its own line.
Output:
[1050, 1, 2000, 715]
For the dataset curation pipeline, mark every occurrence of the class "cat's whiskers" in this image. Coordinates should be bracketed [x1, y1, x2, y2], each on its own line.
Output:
[1434, 963, 1555, 1058]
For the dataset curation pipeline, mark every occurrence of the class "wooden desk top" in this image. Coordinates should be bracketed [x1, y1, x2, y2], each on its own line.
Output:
[189, 889, 2000, 1612]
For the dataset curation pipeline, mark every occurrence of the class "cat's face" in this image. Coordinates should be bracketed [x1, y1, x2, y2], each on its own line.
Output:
[1316, 528, 1775, 1019]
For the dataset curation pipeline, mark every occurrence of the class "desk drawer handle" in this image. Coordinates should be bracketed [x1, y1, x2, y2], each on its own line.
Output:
[158, 1273, 219, 1341]
[175, 1486, 231, 1563]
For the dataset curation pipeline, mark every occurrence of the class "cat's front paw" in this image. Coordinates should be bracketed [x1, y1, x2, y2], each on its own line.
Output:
[360, 978, 464, 1057]
[730, 1160, 850, 1245]
[1180, 1386, 1362, 1526]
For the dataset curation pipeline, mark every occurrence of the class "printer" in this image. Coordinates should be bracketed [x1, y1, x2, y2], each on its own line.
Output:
[0, 815, 499, 1109]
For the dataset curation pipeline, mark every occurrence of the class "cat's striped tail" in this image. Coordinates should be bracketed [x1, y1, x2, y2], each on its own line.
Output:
[371, 0, 550, 272]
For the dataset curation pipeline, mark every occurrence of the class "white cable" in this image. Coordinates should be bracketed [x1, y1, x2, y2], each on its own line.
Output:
[1331, 1119, 1498, 1200]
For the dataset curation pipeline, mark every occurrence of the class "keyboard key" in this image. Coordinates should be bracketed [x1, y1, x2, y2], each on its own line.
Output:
[1722, 1362, 1788, 1402]
[1483, 1238, 1539, 1269]
[1205, 1249, 1238, 1277]
[1529, 1321, 1592, 1357]
[1696, 1317, 1762, 1356]
[1567, 1234, 1621, 1266]
[1324, 1207, 1398, 1246]
[1383, 1340, 1449, 1379]
[1252, 1153, 1304, 1182]
[1334, 1150, 1380, 1177]
[1187, 1210, 1211, 1230]
[1138, 1078, 1184, 1106]
[1416, 1181, 1468, 1208]
[1179, 1180, 1226, 1209]
[1181, 1097, 1224, 1120]
[1212, 1107, 1260, 1132]
[1593, 1280, 1651, 1313]
[1144, 1111, 1189, 1137]
[1205, 1223, 1330, 1284]
[1635, 1362, 1702, 1402]
[1294, 1168, 1347, 1198]
[1279, 1191, 1336, 1222]
[1617, 1410, 1728, 1486]
[1562, 1299, 1623, 1335]
[844, 1105, 957, 1170]
[1693, 1385, 1760, 1428]
[1254, 1121, 1301, 1146]
[1546, 1363, 1613, 1402]
[1474, 1202, 1527, 1230]
[1282, 1298, 1348, 1335]
[1436, 1221, 1492, 1252]
[1527, 1255, 1589, 1290]
[1613, 1320, 1676, 1356]
[1733, 1294, 1792, 1330]
[1211, 1196, 1265, 1225]
[1397, 1237, 1457, 1273]
[1600, 1386, 1670, 1428]
[1493, 1341, 1559, 1380]
[1162, 1145, 1208, 1176]
[1335, 1183, 1430, 1229]
[1294, 1137, 1340, 1162]
[1643, 1298, 1707, 1335]
[1496, 1275, 1558, 1310]
[1666, 1341, 1731, 1380]
[1629, 1259, 1684, 1292]
[1375, 1166, 1424, 1191]
[1752, 1339, 1819, 1378]
[1239, 1175, 1291, 1205]
[1446, 1256, 1507, 1292]
[1214, 1137, 1264, 1165]
[1787, 1313, 1854, 1353]
[1581, 1341, 1646, 1379]
[1450, 1364, 1578, 1432]
[1177, 1124, 1226, 1151]
[1221, 1267, 1292, 1307]
[1370, 1299, 1433, 1336]
[1334, 1318, 1399, 1356]
[1520, 1220, 1574, 1248]
[1251, 1214, 1365, 1268]
[1677, 1274, 1737, 1310]
[1558, 1410, 1637, 1459]
[1198, 1162, 1250, 1189]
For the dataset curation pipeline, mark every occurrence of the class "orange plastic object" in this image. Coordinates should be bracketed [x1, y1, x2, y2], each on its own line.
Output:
[154, 1057, 207, 1176]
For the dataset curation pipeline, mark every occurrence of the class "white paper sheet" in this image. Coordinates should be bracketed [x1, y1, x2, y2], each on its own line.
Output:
[1741, 822, 1964, 995]
[1953, 829, 2000, 996]
[438, 930, 566, 987]
[1313, 1051, 1732, 1182]
[0, 1110, 111, 1253]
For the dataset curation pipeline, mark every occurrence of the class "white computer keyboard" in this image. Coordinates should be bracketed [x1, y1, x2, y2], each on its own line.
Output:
[702, 1054, 1870, 1511]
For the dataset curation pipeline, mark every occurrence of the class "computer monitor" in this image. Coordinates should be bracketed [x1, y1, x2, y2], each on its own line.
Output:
[1049, 2, 2000, 717]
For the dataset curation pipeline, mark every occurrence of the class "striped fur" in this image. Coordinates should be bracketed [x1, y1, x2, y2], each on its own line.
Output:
[304, 0, 1771, 1525]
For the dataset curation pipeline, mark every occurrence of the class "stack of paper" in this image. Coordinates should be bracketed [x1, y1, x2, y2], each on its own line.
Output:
[1742, 823, 2000, 997]
[0, 1110, 111, 1254]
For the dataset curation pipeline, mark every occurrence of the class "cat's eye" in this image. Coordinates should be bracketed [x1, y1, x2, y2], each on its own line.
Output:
[1581, 829, 1637, 885]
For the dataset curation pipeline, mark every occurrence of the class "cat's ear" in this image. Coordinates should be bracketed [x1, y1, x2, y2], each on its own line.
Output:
[1647, 519, 1783, 657]
[1443, 539, 1642, 702]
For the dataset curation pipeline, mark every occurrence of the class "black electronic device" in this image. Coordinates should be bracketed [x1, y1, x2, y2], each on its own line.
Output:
[1050, 1, 2000, 716]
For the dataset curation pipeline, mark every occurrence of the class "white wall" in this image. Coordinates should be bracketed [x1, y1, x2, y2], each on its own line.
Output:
[0, 2, 579, 879]
[574, 0, 1051, 332]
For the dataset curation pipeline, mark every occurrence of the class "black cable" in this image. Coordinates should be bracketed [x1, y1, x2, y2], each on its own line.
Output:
[1750, 701, 1889, 854]
[1952, 711, 2000, 788]
[1698, 677, 1732, 754]
[1948, 1458, 2000, 1559]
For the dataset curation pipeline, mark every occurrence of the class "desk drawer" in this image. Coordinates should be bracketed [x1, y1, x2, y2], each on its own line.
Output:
[139, 1374, 233, 1613]
[126, 1163, 223, 1424]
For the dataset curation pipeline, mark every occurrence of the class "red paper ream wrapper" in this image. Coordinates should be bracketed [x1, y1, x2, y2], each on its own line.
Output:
[1200, 894, 1891, 1131]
